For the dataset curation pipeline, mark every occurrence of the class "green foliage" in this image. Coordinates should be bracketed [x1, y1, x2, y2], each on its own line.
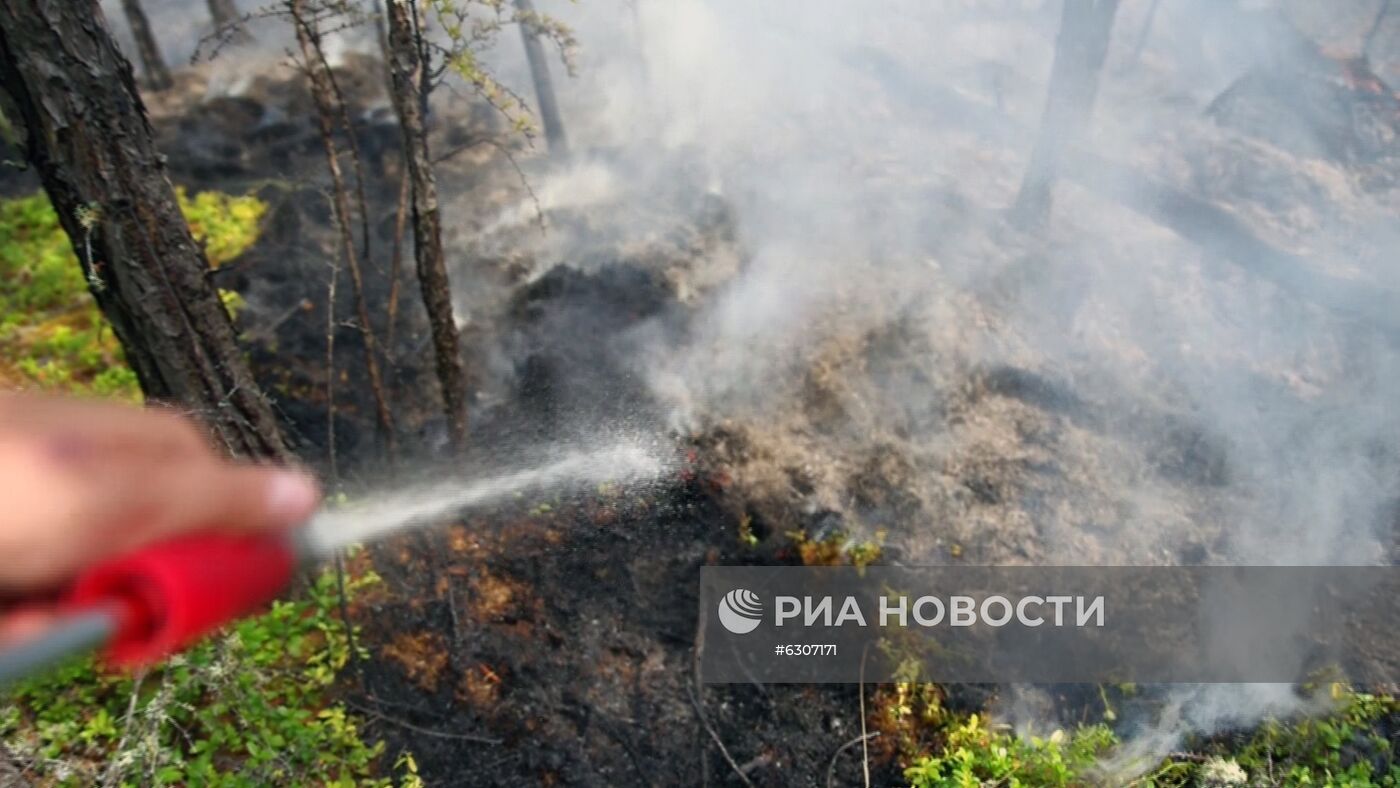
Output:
[786, 527, 884, 567]
[176, 187, 268, 267]
[394, 750, 426, 788]
[904, 715, 1116, 788]
[0, 190, 265, 398]
[221, 288, 250, 321]
[0, 568, 407, 786]
[900, 688, 1398, 788]
[1208, 688, 1397, 787]
[895, 687, 1399, 788]
[736, 513, 759, 547]
[428, 0, 577, 138]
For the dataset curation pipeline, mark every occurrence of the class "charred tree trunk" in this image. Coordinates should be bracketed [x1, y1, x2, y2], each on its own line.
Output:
[1011, 0, 1119, 229]
[385, 0, 469, 452]
[120, 0, 171, 91]
[514, 0, 568, 158]
[0, 0, 291, 460]
[386, 170, 410, 356]
[1131, 0, 1161, 63]
[207, 0, 238, 27]
[207, 0, 251, 43]
[1365, 0, 1392, 57]
[291, 0, 398, 460]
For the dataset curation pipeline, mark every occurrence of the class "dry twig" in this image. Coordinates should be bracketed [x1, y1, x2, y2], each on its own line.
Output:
[827, 733, 880, 788]
[345, 699, 502, 744]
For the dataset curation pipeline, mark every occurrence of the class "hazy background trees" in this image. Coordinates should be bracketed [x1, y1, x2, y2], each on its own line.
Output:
[120, 0, 171, 90]
[1011, 0, 1121, 228]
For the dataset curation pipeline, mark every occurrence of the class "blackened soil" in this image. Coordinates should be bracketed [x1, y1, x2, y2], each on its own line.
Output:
[345, 473, 901, 787]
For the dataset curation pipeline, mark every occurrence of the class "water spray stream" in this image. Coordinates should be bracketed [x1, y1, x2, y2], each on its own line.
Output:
[302, 440, 667, 555]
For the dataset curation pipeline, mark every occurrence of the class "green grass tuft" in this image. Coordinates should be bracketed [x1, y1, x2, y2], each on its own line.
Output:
[905, 715, 1116, 788]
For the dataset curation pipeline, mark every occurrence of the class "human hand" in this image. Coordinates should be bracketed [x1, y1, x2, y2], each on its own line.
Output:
[0, 393, 319, 641]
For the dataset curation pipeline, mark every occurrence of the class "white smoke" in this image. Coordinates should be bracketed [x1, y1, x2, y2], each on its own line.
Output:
[517, 0, 1399, 766]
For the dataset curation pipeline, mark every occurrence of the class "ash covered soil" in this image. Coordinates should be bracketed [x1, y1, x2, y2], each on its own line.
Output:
[14, 9, 1398, 781]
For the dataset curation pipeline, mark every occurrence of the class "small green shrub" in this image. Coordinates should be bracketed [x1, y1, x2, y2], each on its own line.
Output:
[1228, 688, 1399, 787]
[1111, 687, 1399, 787]
[903, 690, 1398, 788]
[905, 714, 1116, 788]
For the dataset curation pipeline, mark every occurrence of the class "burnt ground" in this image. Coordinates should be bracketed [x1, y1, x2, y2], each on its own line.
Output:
[342, 474, 888, 786]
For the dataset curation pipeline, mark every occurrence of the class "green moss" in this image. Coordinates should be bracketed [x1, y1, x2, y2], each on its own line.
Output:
[0, 190, 265, 399]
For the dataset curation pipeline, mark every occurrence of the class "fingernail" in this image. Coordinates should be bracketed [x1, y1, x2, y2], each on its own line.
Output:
[266, 471, 320, 524]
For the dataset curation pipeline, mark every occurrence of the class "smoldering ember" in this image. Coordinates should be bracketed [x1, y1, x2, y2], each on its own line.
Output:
[774, 594, 1107, 628]
[0, 0, 1398, 786]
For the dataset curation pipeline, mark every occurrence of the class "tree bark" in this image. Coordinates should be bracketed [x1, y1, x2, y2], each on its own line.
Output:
[386, 170, 410, 356]
[385, 0, 468, 451]
[514, 0, 568, 159]
[119, 0, 171, 91]
[292, 0, 398, 460]
[0, 0, 291, 461]
[1010, 0, 1119, 229]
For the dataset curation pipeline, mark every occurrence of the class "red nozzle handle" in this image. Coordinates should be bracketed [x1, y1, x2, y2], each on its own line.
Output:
[67, 531, 298, 666]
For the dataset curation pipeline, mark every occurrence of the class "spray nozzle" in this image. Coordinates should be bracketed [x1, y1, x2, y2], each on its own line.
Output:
[68, 530, 304, 665]
[0, 528, 307, 685]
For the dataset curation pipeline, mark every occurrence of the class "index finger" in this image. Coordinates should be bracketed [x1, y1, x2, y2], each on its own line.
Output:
[0, 394, 212, 462]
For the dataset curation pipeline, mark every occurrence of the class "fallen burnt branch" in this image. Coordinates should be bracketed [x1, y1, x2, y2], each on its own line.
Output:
[826, 733, 879, 788]
[344, 698, 503, 744]
[686, 681, 755, 788]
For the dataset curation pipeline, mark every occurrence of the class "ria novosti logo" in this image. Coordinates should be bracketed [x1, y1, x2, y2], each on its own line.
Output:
[717, 589, 763, 634]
